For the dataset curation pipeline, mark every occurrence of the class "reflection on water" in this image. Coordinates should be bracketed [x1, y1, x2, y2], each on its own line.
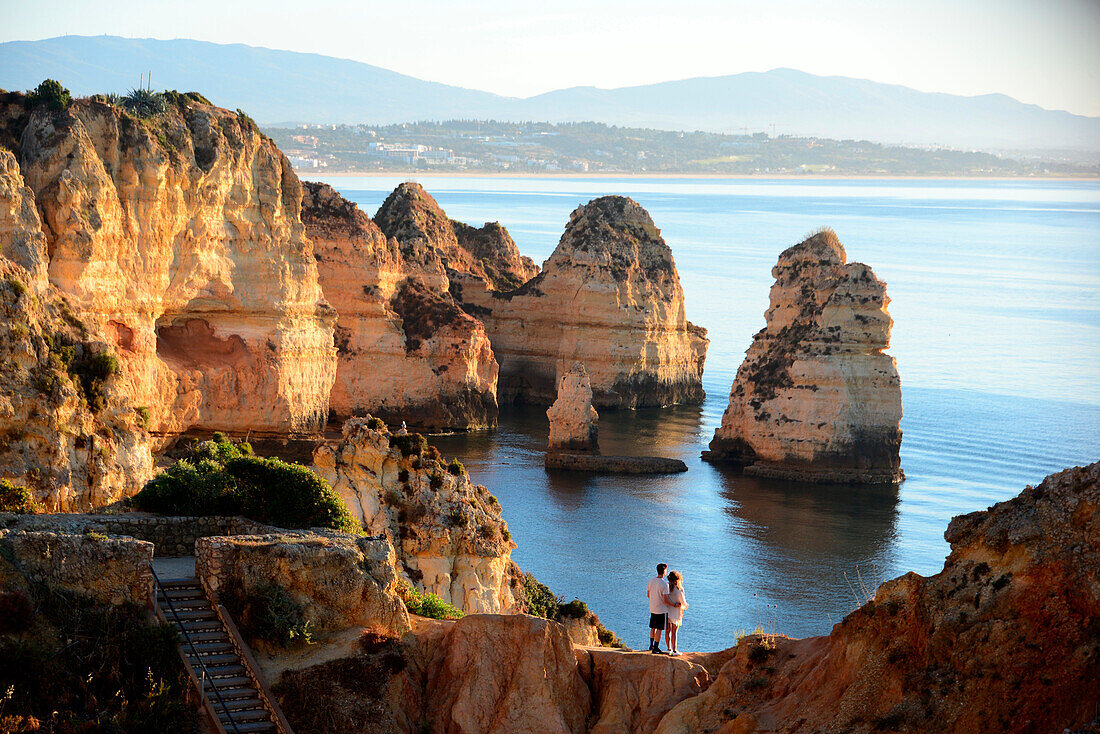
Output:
[715, 468, 900, 630]
[431, 403, 905, 650]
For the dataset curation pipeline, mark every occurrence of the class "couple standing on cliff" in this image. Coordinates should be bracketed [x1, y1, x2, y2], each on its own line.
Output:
[646, 563, 688, 655]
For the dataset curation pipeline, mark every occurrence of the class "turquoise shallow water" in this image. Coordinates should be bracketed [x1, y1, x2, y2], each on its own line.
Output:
[316, 175, 1100, 651]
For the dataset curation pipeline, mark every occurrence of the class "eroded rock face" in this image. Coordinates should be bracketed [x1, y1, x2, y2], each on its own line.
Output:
[425, 614, 591, 734]
[656, 462, 1100, 734]
[196, 530, 410, 638]
[8, 95, 336, 439]
[578, 649, 709, 734]
[462, 196, 708, 408]
[0, 247, 154, 510]
[313, 418, 520, 614]
[704, 230, 902, 483]
[302, 182, 497, 430]
[547, 362, 599, 452]
[375, 182, 537, 292]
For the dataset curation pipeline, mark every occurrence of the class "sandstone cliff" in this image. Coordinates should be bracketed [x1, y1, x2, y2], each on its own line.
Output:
[547, 362, 599, 452]
[0, 150, 153, 510]
[374, 182, 537, 292]
[462, 196, 708, 407]
[2, 92, 336, 440]
[657, 461, 1100, 733]
[705, 229, 902, 483]
[302, 181, 498, 429]
[313, 417, 521, 614]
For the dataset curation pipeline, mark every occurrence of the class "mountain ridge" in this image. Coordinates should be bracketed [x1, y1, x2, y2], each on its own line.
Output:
[1, 35, 1097, 152]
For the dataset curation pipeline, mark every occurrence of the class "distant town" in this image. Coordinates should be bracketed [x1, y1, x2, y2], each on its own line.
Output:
[264, 120, 1098, 177]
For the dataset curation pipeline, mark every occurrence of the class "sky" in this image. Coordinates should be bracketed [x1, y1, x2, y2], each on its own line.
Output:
[3, 0, 1099, 117]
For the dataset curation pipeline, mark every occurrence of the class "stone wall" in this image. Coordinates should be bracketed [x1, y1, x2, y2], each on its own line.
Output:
[1, 512, 274, 557]
[0, 528, 153, 605]
[196, 530, 410, 637]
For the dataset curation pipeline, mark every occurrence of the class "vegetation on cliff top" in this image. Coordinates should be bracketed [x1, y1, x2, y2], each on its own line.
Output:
[0, 480, 40, 514]
[129, 435, 357, 532]
[397, 578, 464, 620]
[0, 584, 195, 733]
[522, 573, 624, 648]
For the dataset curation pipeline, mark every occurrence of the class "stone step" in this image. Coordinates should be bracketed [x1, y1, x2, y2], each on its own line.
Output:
[219, 706, 271, 723]
[172, 609, 217, 621]
[177, 619, 222, 632]
[203, 663, 247, 677]
[204, 675, 253, 690]
[158, 588, 205, 600]
[218, 721, 275, 733]
[206, 683, 257, 700]
[158, 577, 201, 589]
[183, 630, 230, 642]
[188, 641, 235, 654]
[219, 698, 265, 712]
[187, 652, 240, 666]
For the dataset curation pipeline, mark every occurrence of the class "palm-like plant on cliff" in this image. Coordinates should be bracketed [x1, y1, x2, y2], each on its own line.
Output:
[122, 87, 168, 118]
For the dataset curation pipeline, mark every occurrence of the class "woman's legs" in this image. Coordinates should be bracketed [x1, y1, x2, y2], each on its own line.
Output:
[668, 622, 679, 653]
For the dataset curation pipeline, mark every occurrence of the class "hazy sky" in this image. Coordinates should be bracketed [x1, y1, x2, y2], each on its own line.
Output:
[4, 0, 1099, 116]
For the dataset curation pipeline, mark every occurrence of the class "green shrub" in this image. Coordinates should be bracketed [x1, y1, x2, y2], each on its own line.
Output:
[122, 87, 168, 117]
[65, 348, 121, 412]
[5, 276, 26, 297]
[445, 508, 466, 526]
[522, 573, 561, 620]
[447, 459, 466, 476]
[225, 582, 313, 648]
[397, 581, 464, 620]
[558, 599, 589, 619]
[0, 480, 39, 513]
[748, 641, 775, 663]
[597, 626, 625, 649]
[390, 432, 427, 457]
[26, 79, 71, 112]
[135, 405, 151, 429]
[430, 472, 444, 489]
[128, 435, 356, 531]
[367, 416, 387, 431]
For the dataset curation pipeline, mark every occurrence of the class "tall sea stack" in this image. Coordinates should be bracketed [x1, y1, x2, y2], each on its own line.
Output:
[462, 196, 709, 408]
[704, 229, 903, 483]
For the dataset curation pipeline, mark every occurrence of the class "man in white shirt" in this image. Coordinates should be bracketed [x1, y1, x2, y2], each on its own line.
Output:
[646, 563, 671, 654]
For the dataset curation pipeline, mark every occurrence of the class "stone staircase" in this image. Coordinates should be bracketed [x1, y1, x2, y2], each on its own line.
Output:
[153, 573, 293, 734]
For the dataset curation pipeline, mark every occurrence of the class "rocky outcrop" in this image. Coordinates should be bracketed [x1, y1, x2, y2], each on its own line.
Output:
[547, 362, 599, 452]
[0, 527, 153, 605]
[1, 240, 154, 511]
[544, 361, 688, 474]
[656, 461, 1100, 733]
[302, 182, 498, 430]
[196, 530, 410, 637]
[425, 614, 591, 734]
[462, 196, 708, 408]
[544, 453, 688, 474]
[704, 229, 902, 483]
[451, 219, 539, 291]
[5, 93, 336, 439]
[578, 649, 710, 734]
[374, 182, 537, 292]
[313, 418, 521, 614]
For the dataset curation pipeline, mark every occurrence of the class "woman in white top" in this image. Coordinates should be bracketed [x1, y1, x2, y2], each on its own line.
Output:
[665, 571, 688, 656]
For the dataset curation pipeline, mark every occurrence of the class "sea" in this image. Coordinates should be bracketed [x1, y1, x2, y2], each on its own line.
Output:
[315, 175, 1100, 652]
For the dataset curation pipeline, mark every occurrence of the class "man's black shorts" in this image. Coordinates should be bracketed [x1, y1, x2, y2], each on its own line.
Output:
[649, 612, 666, 630]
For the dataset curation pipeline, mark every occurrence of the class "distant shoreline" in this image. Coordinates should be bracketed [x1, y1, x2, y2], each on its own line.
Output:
[302, 170, 1100, 181]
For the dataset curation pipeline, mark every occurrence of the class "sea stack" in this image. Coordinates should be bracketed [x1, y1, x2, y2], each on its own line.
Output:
[462, 196, 709, 408]
[302, 182, 499, 430]
[704, 229, 903, 484]
[546, 362, 599, 453]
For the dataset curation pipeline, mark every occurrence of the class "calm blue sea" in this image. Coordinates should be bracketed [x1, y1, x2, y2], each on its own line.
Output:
[316, 175, 1100, 651]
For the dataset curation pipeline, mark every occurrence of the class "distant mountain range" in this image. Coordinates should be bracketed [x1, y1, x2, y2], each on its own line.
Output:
[2, 35, 1098, 153]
